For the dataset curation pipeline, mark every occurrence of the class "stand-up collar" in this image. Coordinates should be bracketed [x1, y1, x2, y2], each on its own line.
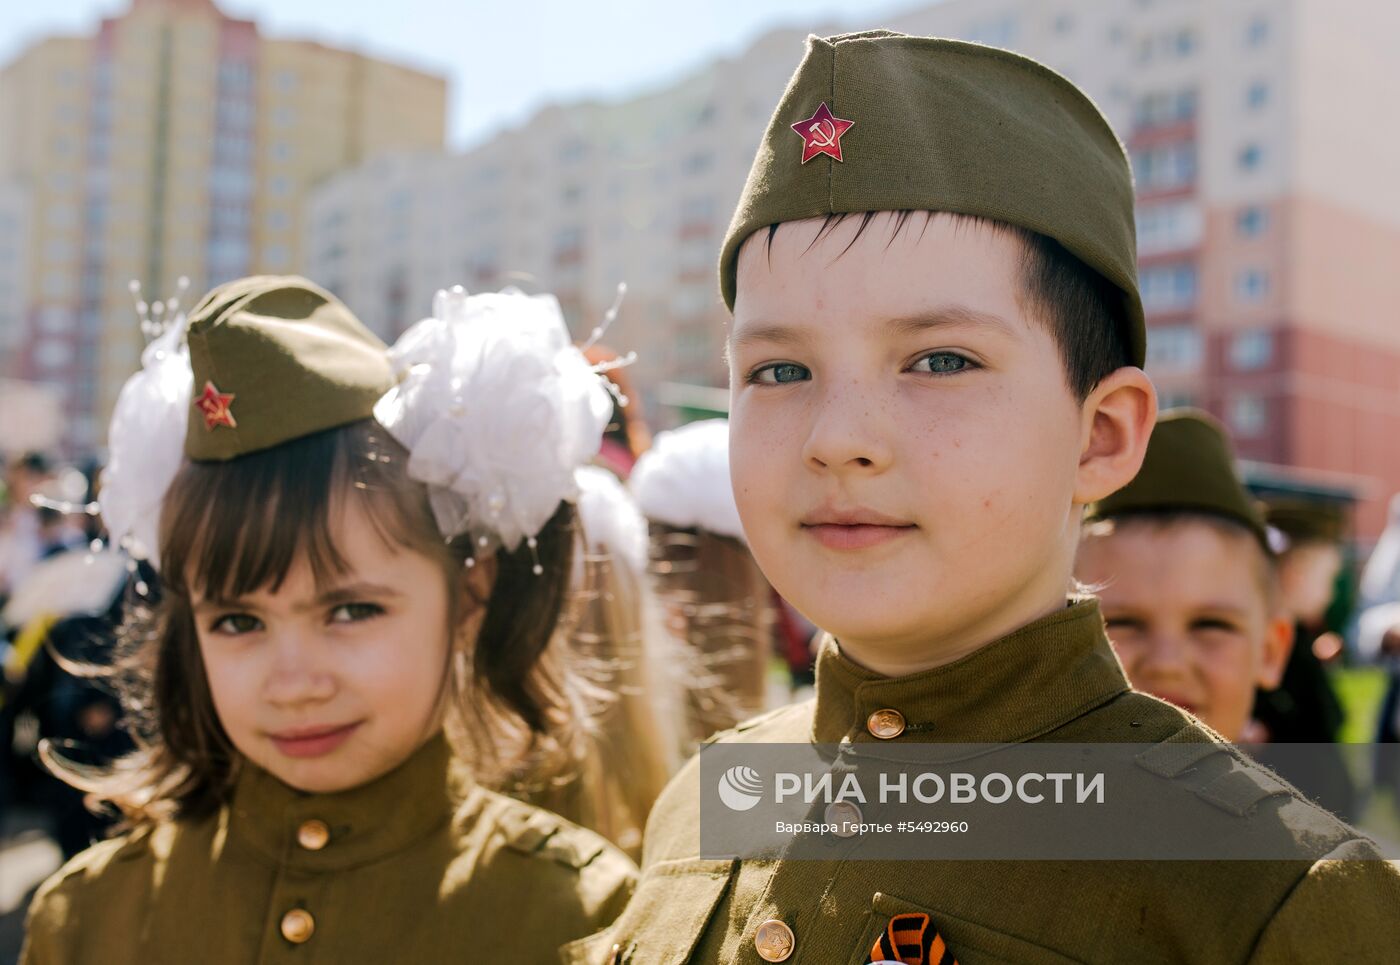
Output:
[812, 599, 1129, 744]
[228, 732, 468, 872]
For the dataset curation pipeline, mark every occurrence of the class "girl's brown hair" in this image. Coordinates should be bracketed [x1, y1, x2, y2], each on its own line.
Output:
[48, 419, 585, 825]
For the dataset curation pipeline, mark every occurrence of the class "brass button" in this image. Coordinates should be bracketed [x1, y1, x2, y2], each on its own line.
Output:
[825, 800, 863, 836]
[754, 919, 795, 961]
[866, 708, 906, 739]
[280, 908, 315, 944]
[297, 818, 330, 851]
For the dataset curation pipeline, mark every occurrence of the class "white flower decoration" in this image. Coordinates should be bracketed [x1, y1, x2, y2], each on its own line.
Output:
[574, 465, 649, 576]
[373, 286, 615, 554]
[99, 314, 192, 568]
[629, 419, 744, 541]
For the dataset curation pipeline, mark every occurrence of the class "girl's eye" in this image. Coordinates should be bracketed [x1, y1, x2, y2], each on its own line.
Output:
[330, 602, 384, 624]
[750, 362, 810, 385]
[211, 613, 262, 636]
[911, 352, 973, 375]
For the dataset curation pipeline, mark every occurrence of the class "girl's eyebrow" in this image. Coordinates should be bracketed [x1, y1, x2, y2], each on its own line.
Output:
[191, 582, 404, 614]
[301, 582, 404, 613]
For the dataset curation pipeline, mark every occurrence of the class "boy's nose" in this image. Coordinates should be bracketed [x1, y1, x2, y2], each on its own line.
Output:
[801, 387, 893, 474]
[1138, 631, 1192, 677]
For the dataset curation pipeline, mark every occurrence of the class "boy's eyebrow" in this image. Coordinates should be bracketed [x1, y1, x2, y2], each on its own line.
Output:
[191, 582, 404, 614]
[729, 304, 1017, 351]
[886, 305, 1019, 339]
[728, 322, 810, 351]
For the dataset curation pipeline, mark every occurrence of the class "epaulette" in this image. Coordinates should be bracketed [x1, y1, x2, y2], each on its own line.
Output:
[699, 704, 800, 747]
[496, 801, 607, 870]
[1135, 727, 1292, 817]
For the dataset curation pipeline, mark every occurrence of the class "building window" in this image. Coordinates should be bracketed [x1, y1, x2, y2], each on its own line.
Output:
[558, 138, 588, 162]
[965, 16, 1019, 48]
[270, 142, 293, 162]
[1145, 323, 1203, 371]
[1229, 394, 1267, 437]
[1246, 81, 1270, 110]
[1238, 143, 1264, 171]
[1137, 200, 1203, 255]
[39, 308, 75, 334]
[1134, 88, 1198, 128]
[274, 69, 298, 92]
[266, 210, 291, 232]
[1246, 16, 1269, 47]
[1133, 143, 1198, 192]
[1175, 29, 1197, 56]
[1157, 391, 1198, 411]
[1054, 13, 1075, 33]
[1229, 330, 1274, 370]
[1236, 205, 1269, 238]
[1235, 268, 1271, 303]
[1140, 263, 1199, 313]
[35, 339, 75, 370]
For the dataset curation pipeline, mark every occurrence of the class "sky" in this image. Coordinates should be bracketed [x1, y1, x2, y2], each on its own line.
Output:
[0, 0, 933, 149]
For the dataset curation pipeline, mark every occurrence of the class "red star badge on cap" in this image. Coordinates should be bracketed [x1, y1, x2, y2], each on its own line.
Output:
[195, 380, 237, 431]
[791, 102, 855, 164]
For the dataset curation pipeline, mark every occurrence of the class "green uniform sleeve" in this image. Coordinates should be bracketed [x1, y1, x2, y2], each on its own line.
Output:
[1248, 839, 1400, 962]
[18, 863, 80, 965]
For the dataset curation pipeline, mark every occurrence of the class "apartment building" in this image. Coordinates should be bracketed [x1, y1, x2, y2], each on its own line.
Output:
[0, 0, 446, 448]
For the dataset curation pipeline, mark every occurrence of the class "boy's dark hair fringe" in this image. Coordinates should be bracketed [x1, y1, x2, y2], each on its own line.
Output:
[764, 211, 1133, 400]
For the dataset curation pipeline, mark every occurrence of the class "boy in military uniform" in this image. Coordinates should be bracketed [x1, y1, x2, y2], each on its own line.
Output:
[1076, 409, 1292, 744]
[563, 31, 1400, 965]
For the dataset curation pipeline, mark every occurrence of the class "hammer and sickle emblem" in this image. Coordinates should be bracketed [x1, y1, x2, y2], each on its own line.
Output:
[808, 118, 837, 147]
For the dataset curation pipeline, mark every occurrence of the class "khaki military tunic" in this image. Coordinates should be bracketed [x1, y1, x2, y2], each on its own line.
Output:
[566, 600, 1400, 964]
[22, 734, 636, 964]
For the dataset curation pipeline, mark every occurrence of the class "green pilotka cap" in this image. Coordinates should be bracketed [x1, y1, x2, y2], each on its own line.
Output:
[718, 30, 1145, 367]
[183, 275, 396, 461]
[1264, 499, 1347, 546]
[1086, 409, 1270, 550]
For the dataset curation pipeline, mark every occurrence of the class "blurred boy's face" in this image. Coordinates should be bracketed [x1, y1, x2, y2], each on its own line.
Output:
[1076, 520, 1292, 742]
[727, 213, 1148, 675]
[1277, 541, 1343, 625]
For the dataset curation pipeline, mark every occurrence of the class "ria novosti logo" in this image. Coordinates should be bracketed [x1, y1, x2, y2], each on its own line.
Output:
[717, 765, 765, 811]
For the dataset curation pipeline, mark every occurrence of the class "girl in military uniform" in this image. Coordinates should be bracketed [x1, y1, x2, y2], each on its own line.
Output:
[21, 277, 636, 963]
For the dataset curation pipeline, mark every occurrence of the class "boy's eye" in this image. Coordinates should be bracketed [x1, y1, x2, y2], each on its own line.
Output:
[911, 351, 973, 375]
[1103, 616, 1148, 638]
[749, 362, 810, 385]
[211, 613, 262, 636]
[1192, 618, 1242, 636]
[330, 602, 384, 624]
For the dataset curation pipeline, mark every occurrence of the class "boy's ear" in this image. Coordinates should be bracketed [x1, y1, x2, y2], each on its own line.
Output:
[1257, 614, 1295, 690]
[1073, 367, 1157, 506]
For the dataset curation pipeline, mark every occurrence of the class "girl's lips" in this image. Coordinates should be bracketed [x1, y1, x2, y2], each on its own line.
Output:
[803, 523, 916, 551]
[268, 722, 362, 759]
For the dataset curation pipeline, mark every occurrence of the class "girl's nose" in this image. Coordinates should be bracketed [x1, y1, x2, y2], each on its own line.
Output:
[263, 635, 336, 708]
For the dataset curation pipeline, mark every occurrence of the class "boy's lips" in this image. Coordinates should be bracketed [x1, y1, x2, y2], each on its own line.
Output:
[800, 505, 917, 550]
[267, 721, 363, 758]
